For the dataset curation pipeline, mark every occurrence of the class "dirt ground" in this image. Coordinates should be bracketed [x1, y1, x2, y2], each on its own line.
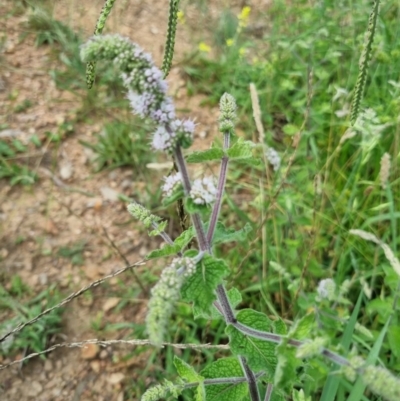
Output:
[0, 1, 270, 400]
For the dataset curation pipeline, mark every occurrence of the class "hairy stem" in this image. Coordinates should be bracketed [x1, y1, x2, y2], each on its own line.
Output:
[173, 146, 209, 252]
[173, 141, 260, 400]
[183, 371, 265, 388]
[207, 132, 230, 243]
[264, 383, 274, 401]
[240, 356, 261, 401]
[234, 321, 350, 366]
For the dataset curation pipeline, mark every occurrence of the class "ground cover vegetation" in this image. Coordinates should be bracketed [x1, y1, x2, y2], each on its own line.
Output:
[0, 0, 399, 400]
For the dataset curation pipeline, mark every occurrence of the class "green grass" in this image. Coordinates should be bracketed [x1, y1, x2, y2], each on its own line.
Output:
[181, 0, 400, 398]
[80, 119, 153, 172]
[0, 278, 64, 360]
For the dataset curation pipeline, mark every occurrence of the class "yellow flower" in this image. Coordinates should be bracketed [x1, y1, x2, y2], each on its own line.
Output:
[198, 42, 211, 53]
[226, 38, 234, 47]
[177, 10, 185, 24]
[239, 47, 246, 57]
[238, 6, 251, 28]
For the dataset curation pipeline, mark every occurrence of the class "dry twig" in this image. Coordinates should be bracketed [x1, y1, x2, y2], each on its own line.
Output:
[0, 338, 229, 371]
[0, 260, 146, 345]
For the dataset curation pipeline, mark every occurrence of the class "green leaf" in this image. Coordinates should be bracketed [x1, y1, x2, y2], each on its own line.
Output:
[292, 389, 311, 401]
[185, 197, 211, 215]
[186, 148, 225, 163]
[274, 339, 300, 391]
[282, 124, 299, 136]
[273, 319, 287, 335]
[213, 222, 252, 245]
[347, 317, 392, 401]
[388, 325, 400, 358]
[146, 243, 181, 259]
[175, 227, 196, 248]
[175, 355, 206, 401]
[227, 138, 260, 166]
[195, 385, 206, 401]
[181, 254, 229, 314]
[162, 188, 184, 207]
[234, 157, 261, 166]
[174, 356, 203, 383]
[288, 312, 315, 339]
[146, 227, 195, 259]
[193, 287, 242, 320]
[226, 309, 277, 375]
[320, 291, 363, 401]
[227, 138, 255, 160]
[201, 357, 249, 401]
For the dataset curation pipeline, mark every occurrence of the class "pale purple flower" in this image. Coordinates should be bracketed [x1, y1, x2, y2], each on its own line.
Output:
[162, 173, 182, 198]
[81, 34, 191, 154]
[182, 119, 196, 135]
[151, 100, 176, 124]
[317, 278, 336, 301]
[152, 126, 174, 151]
[190, 176, 217, 205]
[265, 147, 281, 171]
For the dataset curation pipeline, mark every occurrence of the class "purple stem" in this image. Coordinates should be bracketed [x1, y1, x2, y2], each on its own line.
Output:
[207, 132, 230, 244]
[173, 146, 209, 252]
[264, 383, 273, 401]
[183, 371, 265, 388]
[216, 285, 236, 323]
[233, 322, 350, 366]
[173, 139, 260, 401]
[240, 356, 261, 401]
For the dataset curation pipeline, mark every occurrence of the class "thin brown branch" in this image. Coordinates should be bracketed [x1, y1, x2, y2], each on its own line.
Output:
[0, 260, 146, 345]
[101, 225, 147, 295]
[0, 338, 229, 371]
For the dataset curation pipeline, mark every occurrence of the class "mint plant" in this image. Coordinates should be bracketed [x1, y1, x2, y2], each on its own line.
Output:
[77, 0, 400, 397]
[1, 1, 399, 400]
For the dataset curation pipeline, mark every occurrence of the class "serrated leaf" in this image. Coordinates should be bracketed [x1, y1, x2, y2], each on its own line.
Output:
[181, 254, 229, 314]
[174, 357, 205, 401]
[185, 197, 211, 215]
[273, 319, 287, 335]
[227, 138, 255, 160]
[162, 188, 184, 207]
[174, 227, 196, 248]
[213, 222, 252, 245]
[196, 385, 206, 401]
[146, 228, 195, 259]
[235, 157, 261, 166]
[187, 148, 225, 163]
[146, 244, 181, 259]
[288, 312, 315, 339]
[201, 357, 249, 401]
[226, 309, 277, 376]
[174, 356, 203, 383]
[274, 339, 300, 391]
[193, 287, 242, 319]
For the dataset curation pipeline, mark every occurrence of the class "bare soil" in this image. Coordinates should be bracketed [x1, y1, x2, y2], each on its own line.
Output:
[0, 1, 269, 399]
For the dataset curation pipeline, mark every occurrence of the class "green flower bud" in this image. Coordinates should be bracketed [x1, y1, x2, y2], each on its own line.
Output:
[296, 337, 327, 359]
[141, 380, 182, 401]
[146, 257, 197, 346]
[218, 93, 237, 133]
[127, 202, 167, 235]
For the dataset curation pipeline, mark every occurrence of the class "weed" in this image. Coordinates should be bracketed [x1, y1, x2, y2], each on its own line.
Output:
[13, 99, 33, 113]
[57, 241, 86, 266]
[80, 119, 153, 172]
[0, 281, 64, 359]
[0, 139, 37, 185]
